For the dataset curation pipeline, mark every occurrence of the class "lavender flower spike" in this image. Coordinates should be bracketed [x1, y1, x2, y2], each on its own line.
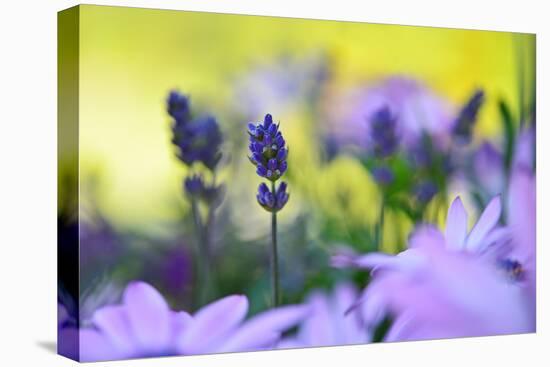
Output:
[166, 90, 225, 305]
[248, 114, 288, 181]
[74, 281, 307, 362]
[247, 113, 289, 307]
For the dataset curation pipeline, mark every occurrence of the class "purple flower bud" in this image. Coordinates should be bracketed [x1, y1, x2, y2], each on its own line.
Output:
[252, 153, 263, 165]
[258, 182, 270, 195]
[267, 123, 278, 136]
[263, 114, 273, 128]
[277, 181, 287, 194]
[252, 142, 264, 153]
[257, 183, 275, 209]
[268, 158, 278, 171]
[279, 161, 288, 175]
[276, 148, 287, 161]
[256, 182, 289, 212]
[257, 164, 268, 177]
[247, 123, 256, 135]
[275, 135, 285, 148]
[264, 134, 273, 146]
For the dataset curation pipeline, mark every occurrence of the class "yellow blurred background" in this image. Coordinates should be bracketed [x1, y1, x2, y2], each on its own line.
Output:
[75, 5, 535, 229]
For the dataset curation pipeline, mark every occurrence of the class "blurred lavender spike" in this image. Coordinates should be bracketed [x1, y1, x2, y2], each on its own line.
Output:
[167, 90, 191, 124]
[369, 106, 399, 158]
[168, 91, 223, 171]
[413, 180, 438, 204]
[452, 89, 485, 144]
[371, 166, 395, 186]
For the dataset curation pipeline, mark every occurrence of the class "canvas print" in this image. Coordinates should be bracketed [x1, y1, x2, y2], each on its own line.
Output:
[58, 5, 536, 362]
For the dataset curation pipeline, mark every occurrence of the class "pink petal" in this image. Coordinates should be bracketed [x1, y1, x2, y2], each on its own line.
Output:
[333, 283, 367, 343]
[445, 197, 468, 250]
[179, 295, 248, 354]
[171, 311, 193, 339]
[513, 129, 535, 170]
[123, 281, 172, 353]
[408, 225, 446, 250]
[465, 195, 501, 252]
[92, 305, 135, 356]
[298, 292, 334, 346]
[353, 253, 399, 270]
[508, 168, 536, 265]
[217, 305, 307, 353]
[79, 328, 121, 362]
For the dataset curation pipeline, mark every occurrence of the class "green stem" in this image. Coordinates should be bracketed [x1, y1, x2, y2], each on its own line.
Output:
[375, 198, 385, 251]
[270, 181, 280, 307]
[191, 198, 211, 306]
[203, 172, 217, 270]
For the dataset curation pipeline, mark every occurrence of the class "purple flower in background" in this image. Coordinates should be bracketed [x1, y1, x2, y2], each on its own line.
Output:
[234, 53, 330, 119]
[248, 114, 288, 182]
[157, 245, 193, 297]
[472, 142, 505, 197]
[371, 166, 395, 186]
[166, 90, 226, 304]
[333, 195, 534, 341]
[327, 76, 454, 150]
[168, 91, 223, 170]
[505, 167, 536, 325]
[512, 127, 536, 169]
[413, 180, 438, 204]
[472, 126, 535, 198]
[452, 89, 485, 144]
[369, 106, 399, 158]
[278, 283, 369, 348]
[75, 281, 307, 362]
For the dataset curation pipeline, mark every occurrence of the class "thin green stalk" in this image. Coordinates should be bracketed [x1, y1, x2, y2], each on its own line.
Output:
[270, 181, 280, 307]
[191, 198, 211, 305]
[375, 198, 385, 251]
[202, 203, 217, 299]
